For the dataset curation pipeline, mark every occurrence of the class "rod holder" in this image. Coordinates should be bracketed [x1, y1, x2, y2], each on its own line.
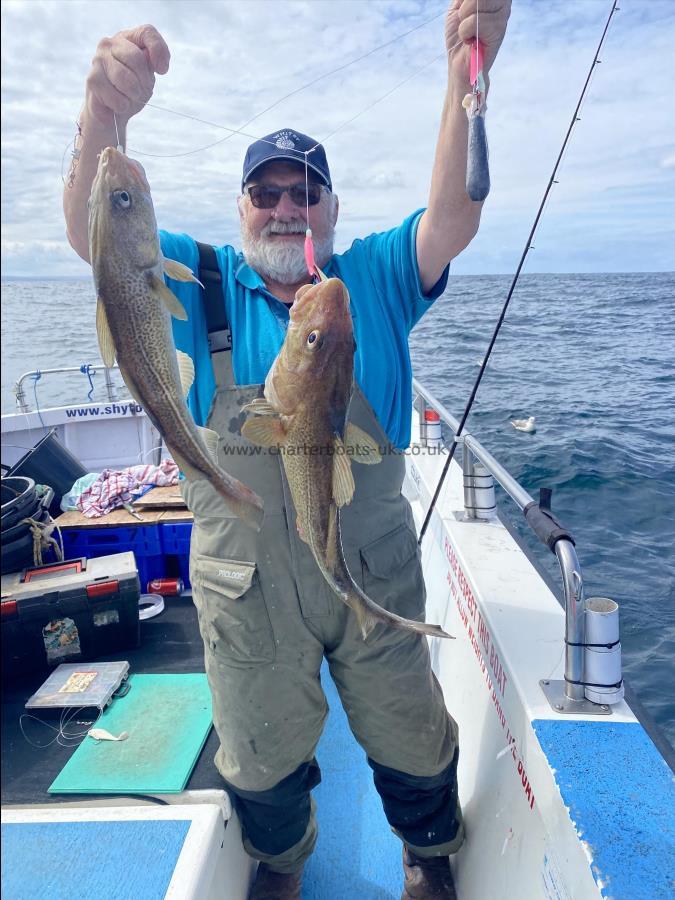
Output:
[584, 597, 624, 705]
[462, 447, 496, 520]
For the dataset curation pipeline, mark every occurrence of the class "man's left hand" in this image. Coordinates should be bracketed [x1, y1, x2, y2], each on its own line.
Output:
[445, 0, 512, 83]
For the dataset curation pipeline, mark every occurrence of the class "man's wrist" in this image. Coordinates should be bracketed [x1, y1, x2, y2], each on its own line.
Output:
[80, 103, 123, 142]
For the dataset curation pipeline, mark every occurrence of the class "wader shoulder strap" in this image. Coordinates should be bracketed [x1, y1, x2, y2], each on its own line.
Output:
[196, 241, 232, 354]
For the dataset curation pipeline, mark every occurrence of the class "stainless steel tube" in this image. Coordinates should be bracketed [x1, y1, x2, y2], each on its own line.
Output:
[555, 540, 586, 700]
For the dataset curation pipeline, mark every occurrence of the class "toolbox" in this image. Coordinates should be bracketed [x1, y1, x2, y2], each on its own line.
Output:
[0, 552, 140, 679]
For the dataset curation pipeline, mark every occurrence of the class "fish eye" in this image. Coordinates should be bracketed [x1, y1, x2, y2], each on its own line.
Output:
[306, 330, 324, 350]
[112, 190, 131, 209]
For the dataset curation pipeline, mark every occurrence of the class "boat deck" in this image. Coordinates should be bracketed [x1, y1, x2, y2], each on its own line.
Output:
[1, 591, 404, 898]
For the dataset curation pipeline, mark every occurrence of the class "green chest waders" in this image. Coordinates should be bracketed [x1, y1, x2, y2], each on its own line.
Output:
[183, 245, 463, 872]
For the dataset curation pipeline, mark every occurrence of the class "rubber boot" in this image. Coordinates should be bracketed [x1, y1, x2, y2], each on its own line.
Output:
[401, 846, 458, 899]
[249, 863, 303, 900]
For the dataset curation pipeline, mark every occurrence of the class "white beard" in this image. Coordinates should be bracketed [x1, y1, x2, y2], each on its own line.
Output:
[241, 218, 335, 285]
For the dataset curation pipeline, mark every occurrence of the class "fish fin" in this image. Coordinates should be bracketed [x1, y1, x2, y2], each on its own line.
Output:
[163, 257, 203, 286]
[353, 603, 377, 641]
[96, 299, 116, 367]
[197, 425, 219, 463]
[344, 423, 382, 465]
[263, 371, 285, 411]
[149, 273, 188, 321]
[241, 399, 278, 416]
[315, 266, 329, 283]
[332, 436, 355, 507]
[172, 446, 264, 531]
[241, 416, 285, 448]
[170, 448, 202, 483]
[176, 349, 195, 398]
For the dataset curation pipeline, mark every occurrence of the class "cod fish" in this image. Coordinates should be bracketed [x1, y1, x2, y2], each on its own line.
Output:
[88, 146, 263, 530]
[241, 276, 452, 641]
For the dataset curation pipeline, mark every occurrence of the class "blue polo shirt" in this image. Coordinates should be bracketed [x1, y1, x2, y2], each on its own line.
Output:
[159, 209, 447, 449]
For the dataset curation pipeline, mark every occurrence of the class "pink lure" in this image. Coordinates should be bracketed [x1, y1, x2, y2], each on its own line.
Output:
[470, 40, 485, 88]
[304, 228, 317, 278]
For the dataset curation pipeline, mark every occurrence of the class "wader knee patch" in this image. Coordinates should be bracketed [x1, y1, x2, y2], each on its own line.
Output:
[367, 749, 461, 849]
[226, 758, 321, 856]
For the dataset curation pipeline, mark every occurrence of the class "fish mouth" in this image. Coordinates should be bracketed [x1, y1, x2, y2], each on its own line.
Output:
[317, 278, 350, 310]
[294, 278, 349, 306]
[289, 278, 351, 338]
[99, 146, 147, 188]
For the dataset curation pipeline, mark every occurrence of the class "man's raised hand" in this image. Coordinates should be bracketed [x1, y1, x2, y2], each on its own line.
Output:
[445, 0, 511, 83]
[85, 24, 170, 127]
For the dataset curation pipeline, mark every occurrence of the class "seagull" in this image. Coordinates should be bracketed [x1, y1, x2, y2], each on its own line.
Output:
[511, 416, 536, 433]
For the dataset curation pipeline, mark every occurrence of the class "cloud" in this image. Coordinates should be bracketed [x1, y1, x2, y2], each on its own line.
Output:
[1, 0, 674, 276]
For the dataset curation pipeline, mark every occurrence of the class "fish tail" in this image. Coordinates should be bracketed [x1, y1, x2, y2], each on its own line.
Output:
[352, 600, 378, 641]
[347, 587, 453, 642]
[172, 449, 265, 531]
[214, 481, 265, 532]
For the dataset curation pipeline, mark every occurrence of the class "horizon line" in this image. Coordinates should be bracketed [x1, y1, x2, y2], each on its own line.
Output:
[2, 270, 675, 281]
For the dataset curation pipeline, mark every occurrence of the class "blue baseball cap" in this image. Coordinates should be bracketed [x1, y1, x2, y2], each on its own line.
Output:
[241, 129, 332, 192]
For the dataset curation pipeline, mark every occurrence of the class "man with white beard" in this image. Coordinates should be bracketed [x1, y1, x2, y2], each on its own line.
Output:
[64, 5, 511, 898]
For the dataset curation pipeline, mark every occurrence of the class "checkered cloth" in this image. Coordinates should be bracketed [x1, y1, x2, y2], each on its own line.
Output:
[76, 461, 180, 518]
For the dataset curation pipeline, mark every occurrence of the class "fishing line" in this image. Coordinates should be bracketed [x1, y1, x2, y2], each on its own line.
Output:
[136, 444, 166, 462]
[133, 7, 447, 159]
[113, 112, 124, 152]
[135, 37, 464, 167]
[418, 0, 621, 545]
[315, 49, 451, 148]
[19, 705, 103, 749]
[303, 153, 317, 279]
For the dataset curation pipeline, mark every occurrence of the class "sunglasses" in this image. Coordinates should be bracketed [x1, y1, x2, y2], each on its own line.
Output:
[246, 182, 325, 210]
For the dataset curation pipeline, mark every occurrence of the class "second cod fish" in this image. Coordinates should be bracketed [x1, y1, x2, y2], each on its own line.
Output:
[88, 147, 263, 530]
[241, 276, 452, 641]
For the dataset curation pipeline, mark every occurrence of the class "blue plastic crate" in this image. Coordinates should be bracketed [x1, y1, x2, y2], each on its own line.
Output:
[160, 522, 193, 589]
[61, 525, 165, 590]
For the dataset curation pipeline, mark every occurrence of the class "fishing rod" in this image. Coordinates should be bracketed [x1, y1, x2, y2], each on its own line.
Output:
[417, 0, 621, 545]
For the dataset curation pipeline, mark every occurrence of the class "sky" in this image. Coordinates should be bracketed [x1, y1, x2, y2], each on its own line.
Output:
[1, 0, 674, 277]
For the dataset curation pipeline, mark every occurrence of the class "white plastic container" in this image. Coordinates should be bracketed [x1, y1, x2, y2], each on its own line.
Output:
[424, 409, 442, 448]
[584, 597, 624, 705]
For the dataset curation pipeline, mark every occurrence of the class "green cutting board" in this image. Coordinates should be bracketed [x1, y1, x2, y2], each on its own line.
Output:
[49, 673, 213, 794]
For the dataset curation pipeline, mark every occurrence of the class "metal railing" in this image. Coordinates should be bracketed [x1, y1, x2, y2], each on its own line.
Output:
[412, 378, 599, 711]
[13, 366, 120, 413]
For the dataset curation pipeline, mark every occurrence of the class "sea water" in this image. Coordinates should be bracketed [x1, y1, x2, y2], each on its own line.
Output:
[2, 272, 674, 745]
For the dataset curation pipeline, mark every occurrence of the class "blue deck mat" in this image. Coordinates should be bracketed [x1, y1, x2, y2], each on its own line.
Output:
[533, 719, 675, 900]
[1, 819, 190, 900]
[304, 661, 402, 899]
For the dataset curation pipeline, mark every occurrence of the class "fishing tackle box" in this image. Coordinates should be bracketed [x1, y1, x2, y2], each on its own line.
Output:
[0, 552, 140, 680]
